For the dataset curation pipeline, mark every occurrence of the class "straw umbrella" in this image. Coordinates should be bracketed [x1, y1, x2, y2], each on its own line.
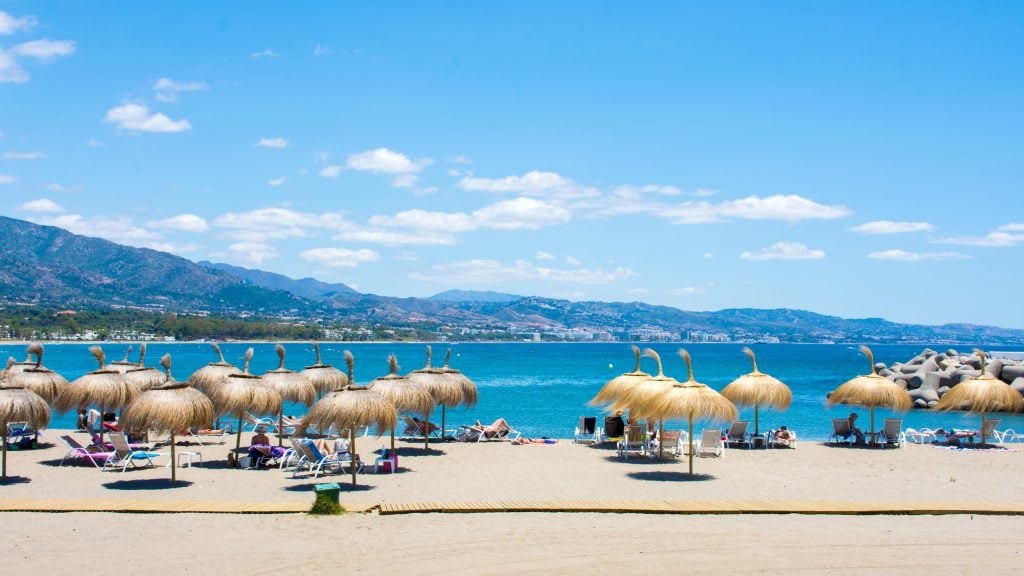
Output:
[4, 349, 36, 375]
[631, 349, 738, 474]
[440, 348, 478, 409]
[5, 343, 69, 403]
[301, 351, 397, 487]
[261, 344, 315, 447]
[369, 354, 436, 451]
[608, 348, 681, 445]
[120, 354, 215, 481]
[827, 345, 912, 445]
[301, 342, 348, 400]
[590, 345, 652, 409]
[407, 346, 461, 438]
[935, 349, 1023, 445]
[108, 345, 136, 374]
[123, 343, 164, 392]
[721, 347, 792, 436]
[187, 343, 241, 396]
[209, 348, 282, 458]
[0, 378, 50, 481]
[54, 346, 140, 445]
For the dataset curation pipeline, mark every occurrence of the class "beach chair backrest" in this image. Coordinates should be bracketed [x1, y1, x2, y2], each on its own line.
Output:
[660, 430, 681, 450]
[579, 416, 596, 435]
[303, 439, 326, 462]
[108, 432, 131, 458]
[982, 419, 1000, 437]
[701, 428, 722, 448]
[832, 418, 851, 435]
[626, 426, 646, 443]
[604, 416, 624, 438]
[728, 421, 748, 439]
[883, 418, 901, 440]
[60, 434, 84, 450]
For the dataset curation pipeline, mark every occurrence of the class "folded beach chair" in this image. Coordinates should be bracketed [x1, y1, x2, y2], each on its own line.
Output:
[697, 428, 725, 458]
[573, 416, 600, 444]
[880, 418, 905, 449]
[830, 418, 854, 446]
[616, 425, 649, 460]
[58, 435, 115, 468]
[725, 421, 749, 448]
[105, 431, 166, 473]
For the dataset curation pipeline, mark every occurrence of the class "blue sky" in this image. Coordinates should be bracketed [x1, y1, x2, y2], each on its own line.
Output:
[1, 2, 1022, 327]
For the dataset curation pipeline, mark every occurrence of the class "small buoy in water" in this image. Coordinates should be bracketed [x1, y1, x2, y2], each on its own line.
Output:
[608, 363, 614, 369]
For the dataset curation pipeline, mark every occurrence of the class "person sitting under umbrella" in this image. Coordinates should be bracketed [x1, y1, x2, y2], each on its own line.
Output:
[412, 416, 440, 435]
[845, 413, 866, 445]
[246, 426, 288, 467]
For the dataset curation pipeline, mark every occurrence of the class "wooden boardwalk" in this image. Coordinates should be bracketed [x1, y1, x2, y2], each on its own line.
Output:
[2, 498, 1022, 516]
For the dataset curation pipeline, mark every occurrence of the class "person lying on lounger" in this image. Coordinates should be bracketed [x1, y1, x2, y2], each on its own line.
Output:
[475, 418, 512, 438]
[511, 437, 556, 445]
[774, 426, 797, 447]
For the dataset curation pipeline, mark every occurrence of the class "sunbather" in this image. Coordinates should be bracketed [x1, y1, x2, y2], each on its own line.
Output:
[412, 416, 440, 434]
[774, 426, 797, 447]
[475, 418, 512, 438]
[512, 437, 556, 445]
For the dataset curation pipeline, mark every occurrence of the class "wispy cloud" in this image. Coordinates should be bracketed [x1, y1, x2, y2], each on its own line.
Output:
[103, 103, 191, 133]
[212, 207, 347, 241]
[345, 147, 433, 189]
[0, 38, 75, 83]
[313, 44, 330, 56]
[535, 251, 556, 261]
[18, 198, 63, 213]
[251, 48, 279, 60]
[0, 10, 38, 34]
[267, 176, 285, 187]
[0, 173, 17, 184]
[741, 242, 826, 261]
[148, 213, 209, 233]
[931, 223, 1024, 247]
[850, 220, 935, 234]
[227, 241, 278, 264]
[667, 286, 703, 296]
[334, 229, 460, 246]
[408, 259, 634, 285]
[590, 193, 850, 224]
[867, 249, 971, 262]
[299, 247, 379, 268]
[255, 137, 288, 149]
[459, 170, 599, 199]
[30, 214, 160, 243]
[1, 150, 45, 160]
[319, 165, 342, 178]
[45, 183, 82, 193]
[153, 77, 208, 102]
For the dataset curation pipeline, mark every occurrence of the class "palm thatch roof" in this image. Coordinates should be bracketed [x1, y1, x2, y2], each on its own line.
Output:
[827, 346, 912, 411]
[609, 349, 680, 418]
[721, 347, 792, 410]
[439, 348, 477, 408]
[123, 343, 164, 392]
[301, 385, 397, 435]
[107, 345, 137, 374]
[935, 349, 1023, 415]
[5, 343, 69, 403]
[590, 345, 651, 407]
[54, 346, 140, 414]
[211, 348, 282, 417]
[187, 343, 241, 396]
[407, 346, 461, 407]
[4, 348, 36, 375]
[261, 344, 315, 406]
[300, 342, 348, 394]
[0, 382, 51, 479]
[120, 354, 215, 434]
[369, 354, 436, 415]
[632, 349, 737, 424]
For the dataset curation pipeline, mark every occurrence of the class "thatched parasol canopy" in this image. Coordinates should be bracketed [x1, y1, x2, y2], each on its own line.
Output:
[370, 354, 436, 450]
[609, 348, 680, 418]
[261, 344, 315, 446]
[631, 349, 737, 473]
[4, 348, 37, 375]
[5, 343, 69, 403]
[301, 355, 397, 487]
[590, 345, 651, 409]
[407, 346, 462, 438]
[827, 345, 912, 444]
[301, 342, 348, 397]
[187, 343, 241, 396]
[121, 354, 215, 481]
[721, 347, 792, 435]
[934, 349, 1023, 445]
[440, 348, 478, 408]
[210, 348, 282, 457]
[0, 381, 50, 480]
[108, 345, 137, 374]
[123, 343, 164, 392]
[54, 346, 140, 444]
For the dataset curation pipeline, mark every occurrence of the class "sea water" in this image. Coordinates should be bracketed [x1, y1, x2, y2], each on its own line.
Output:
[5, 342, 1022, 440]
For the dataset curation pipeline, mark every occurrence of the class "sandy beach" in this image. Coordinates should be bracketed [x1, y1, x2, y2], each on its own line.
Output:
[2, 429, 1023, 574]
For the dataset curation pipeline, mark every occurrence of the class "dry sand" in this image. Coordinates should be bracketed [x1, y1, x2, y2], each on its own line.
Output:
[2, 429, 1023, 575]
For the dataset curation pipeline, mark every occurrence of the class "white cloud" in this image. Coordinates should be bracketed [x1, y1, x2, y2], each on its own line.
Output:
[368, 209, 475, 233]
[87, 138, 102, 147]
[741, 242, 826, 261]
[12, 39, 75, 60]
[313, 44, 330, 56]
[449, 155, 472, 164]
[459, 170, 600, 199]
[409, 259, 635, 285]
[148, 213, 209, 233]
[255, 137, 288, 149]
[702, 252, 715, 259]
[998, 223, 1024, 232]
[867, 249, 971, 262]
[153, 77, 208, 102]
[313, 150, 329, 163]
[2, 150, 45, 160]
[668, 286, 703, 296]
[0, 11, 38, 34]
[0, 50, 28, 83]
[45, 183, 82, 193]
[717, 195, 850, 222]
[145, 241, 203, 254]
[564, 255, 581, 266]
[32, 214, 160, 243]
[346, 147, 433, 188]
[850, 220, 935, 234]
[103, 103, 191, 133]
[19, 198, 63, 213]
[627, 288, 649, 296]
[590, 193, 848, 224]
[300, 247, 379, 268]
[535, 251, 556, 261]
[319, 165, 342, 178]
[268, 176, 286, 187]
[397, 250, 418, 261]
[0, 173, 17, 184]
[611, 184, 683, 199]
[251, 48, 279, 59]
[212, 207, 347, 241]
[334, 229, 460, 246]
[364, 197, 571, 241]
[228, 241, 278, 265]
[473, 197, 571, 230]
[933, 228, 1024, 247]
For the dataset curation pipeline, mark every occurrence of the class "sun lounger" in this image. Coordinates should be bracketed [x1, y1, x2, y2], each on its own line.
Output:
[725, 421, 749, 448]
[105, 431, 166, 473]
[290, 439, 360, 479]
[58, 435, 115, 468]
[650, 429, 683, 458]
[6, 421, 40, 449]
[573, 416, 600, 444]
[880, 418, 905, 449]
[616, 425, 649, 460]
[697, 428, 725, 458]
[602, 415, 625, 443]
[400, 415, 441, 439]
[830, 418, 855, 446]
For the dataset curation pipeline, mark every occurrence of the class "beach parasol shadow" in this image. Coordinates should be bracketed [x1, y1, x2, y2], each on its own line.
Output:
[0, 475, 32, 485]
[628, 471, 716, 482]
[103, 478, 194, 490]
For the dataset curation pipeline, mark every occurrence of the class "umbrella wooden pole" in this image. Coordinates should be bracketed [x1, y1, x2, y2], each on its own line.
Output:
[390, 425, 396, 453]
[441, 406, 447, 442]
[754, 404, 760, 436]
[98, 403, 106, 446]
[687, 419, 694, 475]
[980, 412, 987, 445]
[423, 411, 430, 450]
[170, 432, 177, 482]
[278, 411, 284, 447]
[870, 407, 875, 447]
[2, 431, 7, 480]
[235, 414, 244, 459]
[658, 420, 664, 460]
[349, 428, 357, 487]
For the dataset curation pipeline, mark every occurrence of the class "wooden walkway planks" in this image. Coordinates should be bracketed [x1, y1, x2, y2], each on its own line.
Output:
[0, 498, 377, 514]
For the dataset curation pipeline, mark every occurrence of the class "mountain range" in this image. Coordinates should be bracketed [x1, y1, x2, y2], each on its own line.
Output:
[2, 215, 1023, 344]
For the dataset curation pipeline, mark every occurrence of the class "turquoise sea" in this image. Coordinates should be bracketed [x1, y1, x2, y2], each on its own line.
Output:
[6, 342, 1023, 440]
